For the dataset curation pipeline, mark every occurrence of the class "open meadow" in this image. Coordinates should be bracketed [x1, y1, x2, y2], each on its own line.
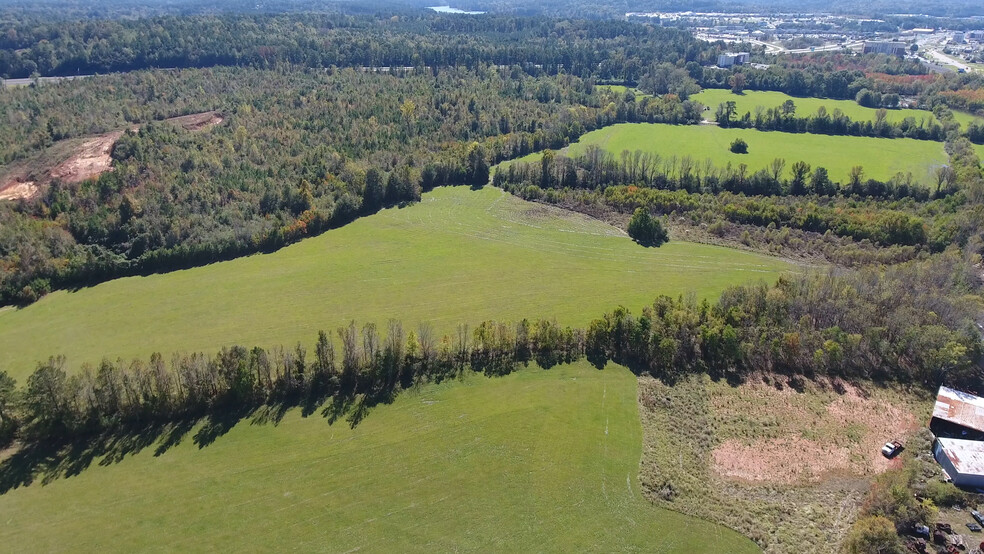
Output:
[692, 88, 983, 128]
[561, 123, 948, 183]
[0, 361, 759, 552]
[0, 186, 791, 382]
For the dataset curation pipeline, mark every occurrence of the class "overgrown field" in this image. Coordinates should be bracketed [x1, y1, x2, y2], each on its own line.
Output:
[692, 88, 967, 126]
[0, 362, 758, 552]
[562, 123, 948, 183]
[0, 186, 791, 381]
[638, 374, 929, 554]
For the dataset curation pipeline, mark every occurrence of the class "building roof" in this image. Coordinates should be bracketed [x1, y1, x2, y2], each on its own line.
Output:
[936, 438, 984, 476]
[933, 386, 984, 434]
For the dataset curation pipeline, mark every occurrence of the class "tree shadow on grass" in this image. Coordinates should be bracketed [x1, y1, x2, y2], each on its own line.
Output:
[0, 390, 393, 496]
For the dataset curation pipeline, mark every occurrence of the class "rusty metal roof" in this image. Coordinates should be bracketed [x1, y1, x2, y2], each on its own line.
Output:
[937, 438, 984, 476]
[933, 386, 984, 434]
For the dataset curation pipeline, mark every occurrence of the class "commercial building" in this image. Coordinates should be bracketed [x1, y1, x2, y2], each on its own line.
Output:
[862, 41, 907, 56]
[717, 52, 750, 67]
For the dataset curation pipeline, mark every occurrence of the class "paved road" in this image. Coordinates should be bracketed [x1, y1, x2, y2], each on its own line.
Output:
[2, 74, 92, 87]
[924, 49, 972, 72]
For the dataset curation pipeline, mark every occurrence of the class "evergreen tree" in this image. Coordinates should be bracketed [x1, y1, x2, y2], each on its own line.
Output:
[627, 208, 669, 247]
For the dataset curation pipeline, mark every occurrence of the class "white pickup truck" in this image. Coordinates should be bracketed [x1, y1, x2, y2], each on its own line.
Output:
[881, 440, 903, 458]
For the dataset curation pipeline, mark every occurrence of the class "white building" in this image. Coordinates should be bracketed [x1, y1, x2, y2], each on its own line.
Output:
[933, 438, 984, 489]
[717, 52, 750, 67]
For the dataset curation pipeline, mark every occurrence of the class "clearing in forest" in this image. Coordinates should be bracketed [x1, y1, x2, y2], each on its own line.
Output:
[692, 88, 978, 127]
[562, 123, 949, 184]
[0, 111, 222, 201]
[0, 362, 759, 552]
[0, 186, 791, 381]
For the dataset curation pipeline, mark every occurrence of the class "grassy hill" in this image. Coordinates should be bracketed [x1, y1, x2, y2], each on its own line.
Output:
[558, 123, 947, 183]
[692, 88, 982, 128]
[0, 186, 790, 382]
[0, 361, 760, 552]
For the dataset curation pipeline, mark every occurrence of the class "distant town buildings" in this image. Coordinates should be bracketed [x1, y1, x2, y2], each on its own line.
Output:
[862, 41, 907, 56]
[717, 52, 750, 67]
[953, 32, 965, 43]
[968, 31, 984, 41]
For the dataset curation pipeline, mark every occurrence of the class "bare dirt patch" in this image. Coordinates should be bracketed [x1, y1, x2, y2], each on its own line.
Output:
[713, 437, 851, 484]
[48, 131, 123, 185]
[1, 111, 222, 202]
[165, 111, 224, 131]
[708, 377, 919, 484]
[0, 181, 38, 201]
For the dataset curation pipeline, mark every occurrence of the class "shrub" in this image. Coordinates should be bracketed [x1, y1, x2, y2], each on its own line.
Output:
[729, 138, 748, 154]
[923, 480, 969, 507]
[627, 208, 669, 247]
[844, 516, 906, 554]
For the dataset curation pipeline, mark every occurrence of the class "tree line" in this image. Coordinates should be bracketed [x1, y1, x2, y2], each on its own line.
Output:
[0, 252, 979, 448]
[496, 145, 957, 204]
[714, 99, 947, 142]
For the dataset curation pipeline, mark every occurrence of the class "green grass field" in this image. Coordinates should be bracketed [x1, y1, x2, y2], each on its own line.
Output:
[0, 361, 760, 552]
[692, 88, 958, 126]
[0, 186, 790, 382]
[559, 123, 948, 183]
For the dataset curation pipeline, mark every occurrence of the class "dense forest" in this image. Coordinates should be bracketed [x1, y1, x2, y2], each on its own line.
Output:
[0, 14, 714, 80]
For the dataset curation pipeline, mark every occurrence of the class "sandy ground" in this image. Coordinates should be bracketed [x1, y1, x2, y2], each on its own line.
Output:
[709, 379, 918, 485]
[166, 111, 224, 131]
[0, 181, 38, 201]
[48, 131, 124, 185]
[0, 111, 223, 202]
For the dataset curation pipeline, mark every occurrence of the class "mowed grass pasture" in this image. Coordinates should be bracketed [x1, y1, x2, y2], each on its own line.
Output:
[560, 123, 949, 183]
[0, 361, 759, 552]
[0, 186, 791, 381]
[692, 88, 983, 128]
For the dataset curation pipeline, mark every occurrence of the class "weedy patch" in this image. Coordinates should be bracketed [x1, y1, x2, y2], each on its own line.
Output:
[638, 374, 927, 554]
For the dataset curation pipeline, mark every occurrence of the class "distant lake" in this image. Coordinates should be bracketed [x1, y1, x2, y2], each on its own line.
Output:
[428, 6, 486, 14]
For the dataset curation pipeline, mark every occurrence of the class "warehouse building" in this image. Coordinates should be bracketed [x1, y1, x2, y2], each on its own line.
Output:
[933, 438, 984, 489]
[930, 386, 984, 490]
[930, 386, 984, 440]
